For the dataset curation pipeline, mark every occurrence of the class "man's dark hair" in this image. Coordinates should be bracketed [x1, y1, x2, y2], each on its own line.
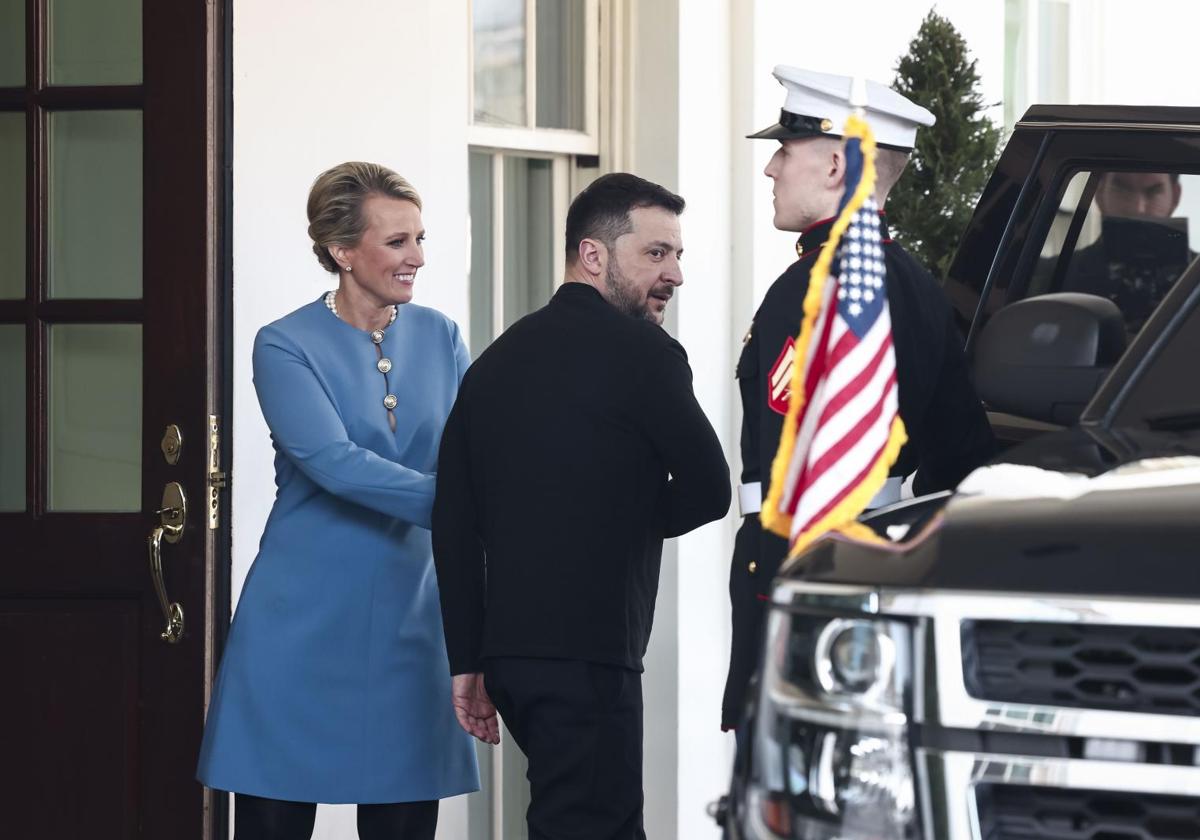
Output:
[565, 173, 685, 263]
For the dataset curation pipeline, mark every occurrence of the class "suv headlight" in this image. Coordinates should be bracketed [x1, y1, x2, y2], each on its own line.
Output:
[746, 609, 918, 840]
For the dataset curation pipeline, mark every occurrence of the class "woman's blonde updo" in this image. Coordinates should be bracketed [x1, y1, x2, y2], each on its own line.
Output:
[306, 162, 423, 273]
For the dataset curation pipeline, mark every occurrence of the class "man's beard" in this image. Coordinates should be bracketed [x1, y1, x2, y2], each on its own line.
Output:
[604, 258, 657, 322]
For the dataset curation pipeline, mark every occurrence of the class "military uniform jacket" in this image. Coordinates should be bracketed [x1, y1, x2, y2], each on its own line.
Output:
[721, 215, 996, 730]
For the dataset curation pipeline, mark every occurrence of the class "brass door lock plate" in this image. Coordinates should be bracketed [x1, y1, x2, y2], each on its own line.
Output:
[156, 481, 187, 543]
[160, 424, 183, 465]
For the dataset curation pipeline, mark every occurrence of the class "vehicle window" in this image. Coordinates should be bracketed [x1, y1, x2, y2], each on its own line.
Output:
[1028, 170, 1200, 337]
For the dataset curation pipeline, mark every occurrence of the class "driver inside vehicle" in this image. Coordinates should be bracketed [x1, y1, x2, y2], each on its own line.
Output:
[1059, 171, 1192, 333]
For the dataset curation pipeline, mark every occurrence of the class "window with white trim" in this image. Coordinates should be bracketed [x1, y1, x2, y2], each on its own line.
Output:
[467, 0, 601, 357]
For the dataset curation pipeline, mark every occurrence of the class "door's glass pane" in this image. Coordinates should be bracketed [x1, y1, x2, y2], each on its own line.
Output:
[48, 110, 142, 299]
[473, 0, 526, 126]
[48, 0, 142, 86]
[503, 157, 554, 328]
[0, 113, 24, 299]
[49, 325, 141, 511]
[0, 0, 23, 86]
[468, 152, 495, 354]
[536, 0, 585, 130]
[0, 326, 25, 511]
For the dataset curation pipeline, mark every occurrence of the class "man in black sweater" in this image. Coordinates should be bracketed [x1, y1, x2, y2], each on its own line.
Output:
[433, 173, 731, 839]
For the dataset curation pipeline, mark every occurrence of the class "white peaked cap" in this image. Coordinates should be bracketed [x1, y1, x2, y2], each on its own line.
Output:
[747, 65, 936, 152]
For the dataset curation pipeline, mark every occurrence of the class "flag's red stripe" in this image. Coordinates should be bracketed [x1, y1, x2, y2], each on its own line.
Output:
[785, 372, 897, 517]
[815, 333, 892, 428]
[801, 289, 839, 409]
[787, 300, 843, 497]
[807, 371, 897, 485]
[792, 427, 895, 535]
[788, 359, 895, 515]
[824, 316, 860, 370]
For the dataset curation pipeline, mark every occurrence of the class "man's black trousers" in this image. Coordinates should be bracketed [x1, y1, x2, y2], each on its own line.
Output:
[483, 657, 646, 840]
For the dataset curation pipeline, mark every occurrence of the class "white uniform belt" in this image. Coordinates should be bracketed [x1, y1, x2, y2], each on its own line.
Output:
[736, 482, 763, 517]
[737, 476, 903, 517]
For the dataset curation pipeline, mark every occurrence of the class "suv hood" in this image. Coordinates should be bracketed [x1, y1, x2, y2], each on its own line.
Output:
[790, 426, 1200, 599]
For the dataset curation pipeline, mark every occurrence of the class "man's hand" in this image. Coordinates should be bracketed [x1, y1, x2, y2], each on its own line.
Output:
[452, 673, 501, 745]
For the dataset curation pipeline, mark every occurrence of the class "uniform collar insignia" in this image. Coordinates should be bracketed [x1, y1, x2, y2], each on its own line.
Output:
[795, 212, 891, 258]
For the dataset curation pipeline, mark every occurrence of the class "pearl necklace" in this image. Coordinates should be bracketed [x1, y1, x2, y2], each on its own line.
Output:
[325, 290, 398, 340]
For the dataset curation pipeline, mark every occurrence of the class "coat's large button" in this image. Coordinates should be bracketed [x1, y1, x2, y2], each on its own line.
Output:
[370, 329, 386, 344]
[383, 394, 398, 410]
[377, 357, 392, 374]
[748, 561, 757, 574]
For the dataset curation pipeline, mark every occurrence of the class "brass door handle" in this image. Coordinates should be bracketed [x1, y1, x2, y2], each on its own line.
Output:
[148, 526, 185, 644]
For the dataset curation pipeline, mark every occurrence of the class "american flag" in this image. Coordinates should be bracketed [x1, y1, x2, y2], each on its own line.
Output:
[761, 116, 908, 557]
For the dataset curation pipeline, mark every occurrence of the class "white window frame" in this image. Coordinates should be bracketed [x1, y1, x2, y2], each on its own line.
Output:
[467, 0, 601, 156]
[470, 147, 571, 344]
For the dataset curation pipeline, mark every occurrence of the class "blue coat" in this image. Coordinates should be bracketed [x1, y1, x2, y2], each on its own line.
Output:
[197, 296, 479, 804]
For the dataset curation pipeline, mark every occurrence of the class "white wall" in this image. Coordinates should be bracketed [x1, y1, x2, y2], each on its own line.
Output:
[1069, 0, 1200, 107]
[230, 1, 471, 837]
[675, 0, 741, 836]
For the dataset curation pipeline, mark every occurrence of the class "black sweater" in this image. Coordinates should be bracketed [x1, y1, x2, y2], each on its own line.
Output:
[433, 282, 731, 674]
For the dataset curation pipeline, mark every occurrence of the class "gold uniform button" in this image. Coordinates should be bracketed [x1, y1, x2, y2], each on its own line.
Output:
[370, 329, 386, 344]
[377, 357, 393, 374]
[748, 561, 758, 574]
[383, 394, 398, 410]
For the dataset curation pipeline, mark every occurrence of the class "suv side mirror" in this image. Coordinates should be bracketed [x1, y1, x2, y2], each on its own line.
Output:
[973, 292, 1126, 425]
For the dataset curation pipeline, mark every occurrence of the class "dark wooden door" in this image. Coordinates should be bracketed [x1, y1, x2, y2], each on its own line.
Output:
[0, 1, 225, 837]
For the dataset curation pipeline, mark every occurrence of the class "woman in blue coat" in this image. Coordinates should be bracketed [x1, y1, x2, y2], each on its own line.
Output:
[197, 162, 479, 839]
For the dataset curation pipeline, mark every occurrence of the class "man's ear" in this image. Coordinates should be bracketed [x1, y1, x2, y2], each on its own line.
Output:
[828, 144, 847, 191]
[577, 238, 606, 278]
[1171, 180, 1183, 215]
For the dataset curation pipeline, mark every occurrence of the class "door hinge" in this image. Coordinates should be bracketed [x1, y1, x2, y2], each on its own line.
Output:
[207, 414, 229, 529]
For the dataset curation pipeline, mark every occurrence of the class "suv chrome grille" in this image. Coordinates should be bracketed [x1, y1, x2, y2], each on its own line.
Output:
[975, 783, 1200, 840]
[962, 620, 1200, 716]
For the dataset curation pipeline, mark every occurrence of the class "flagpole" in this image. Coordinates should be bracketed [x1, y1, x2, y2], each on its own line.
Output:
[849, 75, 867, 116]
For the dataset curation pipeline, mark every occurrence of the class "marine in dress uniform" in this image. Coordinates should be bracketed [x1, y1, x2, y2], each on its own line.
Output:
[721, 67, 997, 731]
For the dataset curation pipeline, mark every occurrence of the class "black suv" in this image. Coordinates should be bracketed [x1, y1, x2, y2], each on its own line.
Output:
[724, 106, 1200, 840]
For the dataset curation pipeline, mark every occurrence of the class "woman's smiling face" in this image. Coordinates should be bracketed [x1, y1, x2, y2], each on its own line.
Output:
[337, 195, 426, 306]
